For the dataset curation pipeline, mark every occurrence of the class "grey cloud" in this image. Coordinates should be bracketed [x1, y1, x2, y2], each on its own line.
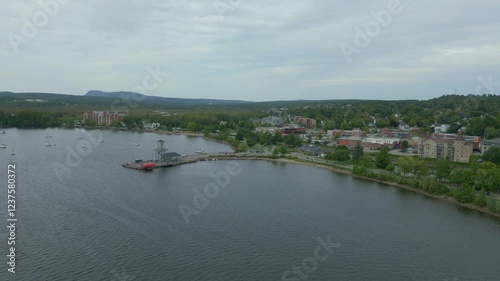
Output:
[1, 0, 499, 101]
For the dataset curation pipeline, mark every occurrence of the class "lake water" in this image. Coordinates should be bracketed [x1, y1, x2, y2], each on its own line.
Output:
[0, 128, 499, 281]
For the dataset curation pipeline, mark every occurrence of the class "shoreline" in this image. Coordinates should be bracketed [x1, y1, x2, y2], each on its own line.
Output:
[13, 127, 500, 219]
[110, 129, 500, 219]
[211, 155, 500, 220]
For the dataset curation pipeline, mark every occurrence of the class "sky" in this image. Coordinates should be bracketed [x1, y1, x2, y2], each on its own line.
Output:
[1, 0, 499, 101]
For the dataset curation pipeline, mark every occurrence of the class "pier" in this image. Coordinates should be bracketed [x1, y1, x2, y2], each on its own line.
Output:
[121, 139, 260, 171]
[122, 153, 210, 171]
[122, 152, 235, 171]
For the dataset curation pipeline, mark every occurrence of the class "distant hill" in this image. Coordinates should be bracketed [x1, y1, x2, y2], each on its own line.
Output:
[0, 90, 254, 110]
[84, 90, 252, 106]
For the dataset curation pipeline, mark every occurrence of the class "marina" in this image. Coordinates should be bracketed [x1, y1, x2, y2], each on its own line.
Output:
[122, 139, 227, 171]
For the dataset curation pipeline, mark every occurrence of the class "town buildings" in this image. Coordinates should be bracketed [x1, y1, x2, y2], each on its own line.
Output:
[83, 111, 123, 125]
[281, 126, 306, 135]
[261, 116, 284, 126]
[327, 128, 366, 138]
[418, 134, 473, 163]
[481, 138, 500, 155]
[336, 137, 400, 150]
[294, 116, 317, 128]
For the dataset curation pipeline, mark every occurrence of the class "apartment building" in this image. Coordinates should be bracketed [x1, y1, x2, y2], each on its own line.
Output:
[481, 138, 500, 155]
[418, 134, 473, 163]
[83, 111, 123, 125]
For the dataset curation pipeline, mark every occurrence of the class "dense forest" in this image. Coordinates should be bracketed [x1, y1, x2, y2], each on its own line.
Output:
[287, 94, 500, 138]
[0, 93, 499, 138]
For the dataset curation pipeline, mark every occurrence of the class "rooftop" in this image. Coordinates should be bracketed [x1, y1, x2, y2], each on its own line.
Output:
[164, 152, 181, 157]
[483, 138, 500, 145]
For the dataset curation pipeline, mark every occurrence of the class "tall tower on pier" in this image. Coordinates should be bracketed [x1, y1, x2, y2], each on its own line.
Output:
[155, 139, 167, 161]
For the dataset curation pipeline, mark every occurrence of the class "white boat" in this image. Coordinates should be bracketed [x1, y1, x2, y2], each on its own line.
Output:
[45, 142, 51, 146]
[195, 149, 205, 154]
[77, 135, 84, 139]
[45, 134, 52, 138]
[133, 143, 140, 146]
[99, 139, 105, 143]
[0, 131, 5, 134]
[81, 143, 86, 148]
[10, 147, 15, 155]
[0, 144, 6, 148]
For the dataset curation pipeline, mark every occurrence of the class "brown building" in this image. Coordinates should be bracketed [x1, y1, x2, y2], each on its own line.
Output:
[294, 116, 317, 128]
[328, 128, 367, 138]
[83, 111, 123, 125]
[281, 126, 306, 135]
[418, 134, 473, 163]
[336, 137, 389, 150]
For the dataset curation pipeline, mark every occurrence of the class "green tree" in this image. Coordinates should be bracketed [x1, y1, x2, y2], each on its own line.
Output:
[235, 129, 245, 141]
[476, 168, 500, 192]
[449, 168, 475, 187]
[186, 122, 198, 132]
[278, 145, 288, 155]
[412, 158, 430, 177]
[400, 140, 409, 151]
[470, 155, 480, 171]
[246, 133, 258, 147]
[475, 191, 488, 207]
[399, 157, 413, 176]
[352, 165, 367, 176]
[259, 132, 272, 145]
[455, 185, 475, 203]
[284, 134, 302, 147]
[352, 141, 364, 164]
[375, 147, 390, 169]
[428, 179, 450, 194]
[331, 147, 351, 161]
[435, 160, 452, 182]
[358, 155, 373, 168]
[480, 162, 498, 170]
[482, 147, 500, 164]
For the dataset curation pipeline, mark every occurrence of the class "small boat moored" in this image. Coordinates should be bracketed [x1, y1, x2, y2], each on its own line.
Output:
[141, 162, 156, 171]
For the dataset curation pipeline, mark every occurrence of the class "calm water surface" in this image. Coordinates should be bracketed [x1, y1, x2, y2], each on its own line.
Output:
[0, 128, 499, 281]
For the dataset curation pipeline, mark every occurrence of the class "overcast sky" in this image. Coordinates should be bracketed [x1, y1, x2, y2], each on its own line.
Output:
[1, 0, 499, 101]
